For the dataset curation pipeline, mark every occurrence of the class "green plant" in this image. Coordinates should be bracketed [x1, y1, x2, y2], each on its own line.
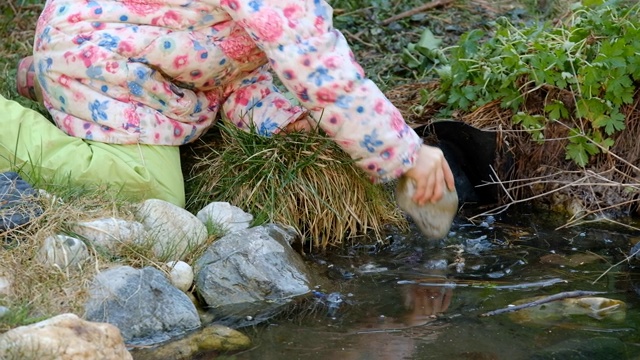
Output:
[406, 0, 640, 167]
[185, 123, 405, 249]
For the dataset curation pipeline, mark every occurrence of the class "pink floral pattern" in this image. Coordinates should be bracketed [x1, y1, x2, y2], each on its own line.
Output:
[33, 0, 422, 181]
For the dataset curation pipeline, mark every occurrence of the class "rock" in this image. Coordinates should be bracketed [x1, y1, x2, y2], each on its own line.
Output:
[508, 296, 626, 325]
[0, 171, 43, 231]
[0, 313, 132, 360]
[38, 234, 90, 269]
[194, 224, 311, 327]
[131, 325, 251, 360]
[84, 266, 201, 345]
[0, 266, 12, 296]
[395, 174, 458, 240]
[136, 199, 208, 260]
[164, 261, 194, 293]
[196, 202, 253, 233]
[70, 217, 147, 251]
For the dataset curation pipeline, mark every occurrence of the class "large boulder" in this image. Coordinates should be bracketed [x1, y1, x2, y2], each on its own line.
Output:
[0, 313, 131, 360]
[84, 266, 201, 345]
[194, 224, 312, 327]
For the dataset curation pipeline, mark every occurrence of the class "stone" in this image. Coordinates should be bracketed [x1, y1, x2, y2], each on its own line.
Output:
[135, 199, 208, 260]
[84, 266, 201, 345]
[164, 261, 194, 293]
[131, 325, 251, 360]
[0, 313, 132, 360]
[194, 224, 311, 327]
[0, 171, 43, 231]
[70, 217, 147, 251]
[0, 266, 12, 296]
[395, 174, 458, 240]
[196, 202, 253, 233]
[38, 234, 90, 269]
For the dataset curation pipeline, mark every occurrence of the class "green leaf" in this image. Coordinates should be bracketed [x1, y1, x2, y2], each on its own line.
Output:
[416, 29, 442, 52]
[566, 142, 590, 167]
[544, 100, 569, 120]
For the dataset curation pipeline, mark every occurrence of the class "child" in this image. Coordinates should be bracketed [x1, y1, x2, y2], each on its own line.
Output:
[6, 0, 454, 207]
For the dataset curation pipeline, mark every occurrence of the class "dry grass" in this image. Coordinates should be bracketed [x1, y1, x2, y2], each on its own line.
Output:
[185, 124, 406, 250]
[0, 189, 132, 331]
[0, 184, 222, 332]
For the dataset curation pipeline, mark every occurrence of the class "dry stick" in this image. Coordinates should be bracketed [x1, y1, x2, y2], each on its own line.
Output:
[479, 290, 606, 317]
[381, 0, 455, 25]
[468, 166, 589, 221]
[592, 245, 640, 284]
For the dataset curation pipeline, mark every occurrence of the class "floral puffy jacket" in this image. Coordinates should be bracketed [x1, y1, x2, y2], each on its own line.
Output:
[33, 0, 422, 181]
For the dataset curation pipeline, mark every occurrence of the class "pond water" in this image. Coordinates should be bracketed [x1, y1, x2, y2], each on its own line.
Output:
[199, 209, 640, 360]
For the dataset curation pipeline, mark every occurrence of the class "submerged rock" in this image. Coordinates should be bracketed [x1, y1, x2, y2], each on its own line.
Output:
[84, 266, 201, 345]
[132, 324, 251, 360]
[508, 296, 626, 325]
[194, 224, 312, 327]
[0, 313, 132, 360]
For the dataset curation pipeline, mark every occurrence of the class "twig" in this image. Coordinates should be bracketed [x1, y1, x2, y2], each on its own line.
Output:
[381, 0, 455, 25]
[479, 290, 606, 317]
[592, 245, 640, 284]
[398, 277, 566, 290]
[343, 29, 377, 48]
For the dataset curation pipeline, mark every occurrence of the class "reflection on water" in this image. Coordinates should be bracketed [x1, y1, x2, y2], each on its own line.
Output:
[201, 212, 640, 360]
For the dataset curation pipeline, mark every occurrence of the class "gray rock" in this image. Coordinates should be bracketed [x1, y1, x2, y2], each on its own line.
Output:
[136, 199, 208, 260]
[84, 266, 201, 345]
[0, 171, 43, 231]
[196, 202, 253, 233]
[194, 224, 311, 327]
[70, 217, 147, 251]
[38, 234, 90, 269]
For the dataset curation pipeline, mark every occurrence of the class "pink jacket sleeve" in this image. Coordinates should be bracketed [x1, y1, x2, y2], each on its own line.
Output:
[222, 65, 307, 136]
[221, 0, 422, 182]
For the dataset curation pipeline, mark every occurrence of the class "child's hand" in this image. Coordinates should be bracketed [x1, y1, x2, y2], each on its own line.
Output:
[403, 145, 455, 205]
[282, 116, 313, 133]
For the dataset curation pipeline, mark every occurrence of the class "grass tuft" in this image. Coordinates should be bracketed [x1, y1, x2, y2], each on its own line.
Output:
[185, 124, 406, 250]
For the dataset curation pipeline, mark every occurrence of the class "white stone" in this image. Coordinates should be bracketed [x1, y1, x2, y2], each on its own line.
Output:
[0, 278, 10, 296]
[196, 202, 253, 233]
[164, 261, 194, 293]
[0, 266, 11, 296]
[38, 234, 90, 269]
[70, 217, 147, 251]
[0, 313, 132, 359]
[136, 199, 208, 260]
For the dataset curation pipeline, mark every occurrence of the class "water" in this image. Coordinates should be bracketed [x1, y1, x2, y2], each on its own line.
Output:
[196, 209, 640, 359]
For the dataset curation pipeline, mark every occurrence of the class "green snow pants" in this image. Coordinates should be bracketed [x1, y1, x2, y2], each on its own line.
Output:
[0, 95, 185, 207]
